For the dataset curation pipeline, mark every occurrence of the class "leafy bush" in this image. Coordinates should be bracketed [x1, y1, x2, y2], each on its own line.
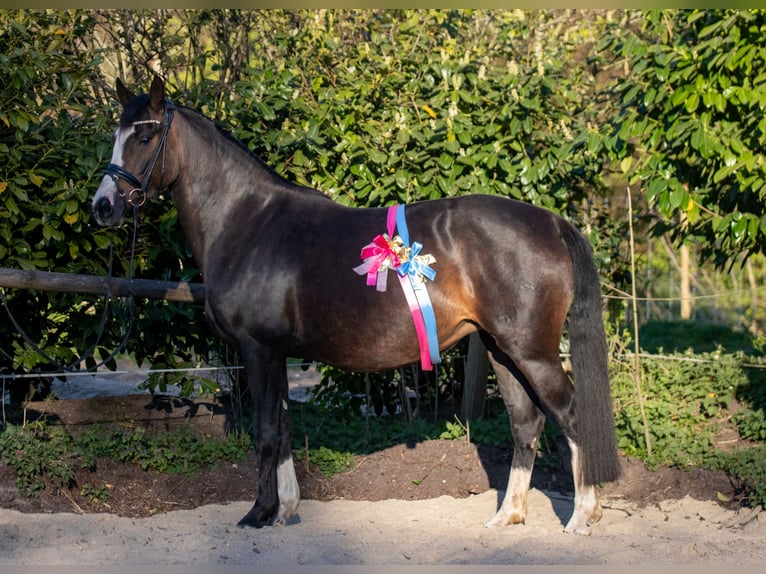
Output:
[600, 9, 766, 263]
[225, 11, 604, 214]
[610, 321, 766, 506]
[0, 11, 116, 377]
[733, 408, 766, 442]
[612, 349, 740, 464]
[0, 10, 221, 396]
[73, 424, 251, 474]
[707, 447, 766, 507]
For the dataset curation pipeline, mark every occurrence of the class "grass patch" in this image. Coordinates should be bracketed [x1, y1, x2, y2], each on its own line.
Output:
[638, 320, 760, 355]
[0, 421, 251, 497]
[291, 400, 517, 456]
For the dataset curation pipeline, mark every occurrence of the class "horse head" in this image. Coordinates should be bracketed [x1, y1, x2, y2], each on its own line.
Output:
[92, 75, 176, 226]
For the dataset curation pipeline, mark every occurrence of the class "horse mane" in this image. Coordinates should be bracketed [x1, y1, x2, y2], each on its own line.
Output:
[176, 103, 330, 200]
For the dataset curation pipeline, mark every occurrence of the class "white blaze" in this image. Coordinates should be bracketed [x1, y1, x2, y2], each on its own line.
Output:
[92, 125, 135, 224]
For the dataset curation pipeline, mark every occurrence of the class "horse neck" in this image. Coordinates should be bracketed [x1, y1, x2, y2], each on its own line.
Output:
[169, 109, 284, 268]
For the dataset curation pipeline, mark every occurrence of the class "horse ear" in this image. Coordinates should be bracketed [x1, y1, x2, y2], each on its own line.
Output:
[149, 75, 165, 112]
[115, 78, 134, 106]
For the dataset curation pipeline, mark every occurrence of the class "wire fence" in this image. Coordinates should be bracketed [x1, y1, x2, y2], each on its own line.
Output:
[2, 280, 764, 399]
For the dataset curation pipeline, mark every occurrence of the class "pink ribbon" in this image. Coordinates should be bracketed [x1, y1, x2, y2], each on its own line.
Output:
[353, 233, 401, 292]
[395, 271, 433, 370]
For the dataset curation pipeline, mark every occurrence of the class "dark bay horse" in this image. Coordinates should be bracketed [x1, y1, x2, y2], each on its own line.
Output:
[92, 76, 620, 535]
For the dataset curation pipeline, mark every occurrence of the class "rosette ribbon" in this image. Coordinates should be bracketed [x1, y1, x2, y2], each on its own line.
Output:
[396, 242, 436, 283]
[353, 205, 441, 370]
[352, 233, 402, 292]
[392, 208, 441, 368]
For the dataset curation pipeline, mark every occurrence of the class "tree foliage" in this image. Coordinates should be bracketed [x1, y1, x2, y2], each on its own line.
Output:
[222, 10, 604, 213]
[2, 9, 766, 389]
[0, 11, 116, 373]
[0, 10, 218, 381]
[601, 9, 766, 265]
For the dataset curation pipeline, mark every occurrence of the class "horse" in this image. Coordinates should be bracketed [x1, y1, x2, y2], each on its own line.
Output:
[92, 76, 620, 535]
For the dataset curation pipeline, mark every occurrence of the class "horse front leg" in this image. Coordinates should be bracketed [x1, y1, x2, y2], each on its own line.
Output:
[237, 337, 299, 528]
[276, 373, 300, 524]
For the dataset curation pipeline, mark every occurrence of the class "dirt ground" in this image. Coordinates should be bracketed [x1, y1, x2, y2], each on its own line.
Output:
[1, 394, 765, 565]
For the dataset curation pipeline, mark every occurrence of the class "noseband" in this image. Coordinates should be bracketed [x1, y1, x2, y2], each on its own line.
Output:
[103, 100, 175, 207]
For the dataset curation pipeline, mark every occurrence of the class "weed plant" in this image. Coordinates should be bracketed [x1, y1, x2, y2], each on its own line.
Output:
[0, 421, 250, 497]
[611, 320, 766, 506]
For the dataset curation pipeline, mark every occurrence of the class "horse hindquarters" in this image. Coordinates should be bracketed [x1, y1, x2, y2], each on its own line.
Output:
[478, 218, 619, 534]
[236, 335, 300, 528]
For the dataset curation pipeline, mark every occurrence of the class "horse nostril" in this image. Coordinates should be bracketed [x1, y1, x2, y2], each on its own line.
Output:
[93, 197, 113, 223]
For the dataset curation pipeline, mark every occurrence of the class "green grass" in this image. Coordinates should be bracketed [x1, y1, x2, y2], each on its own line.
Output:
[638, 319, 761, 355]
[0, 421, 251, 497]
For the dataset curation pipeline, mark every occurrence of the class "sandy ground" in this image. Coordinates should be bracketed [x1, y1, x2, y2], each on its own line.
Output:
[3, 363, 764, 565]
[1, 487, 764, 565]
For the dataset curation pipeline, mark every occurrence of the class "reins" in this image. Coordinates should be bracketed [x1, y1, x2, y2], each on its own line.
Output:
[0, 101, 177, 376]
[1, 208, 140, 373]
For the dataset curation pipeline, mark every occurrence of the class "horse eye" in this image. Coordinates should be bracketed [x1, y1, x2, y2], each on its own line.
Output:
[139, 135, 152, 145]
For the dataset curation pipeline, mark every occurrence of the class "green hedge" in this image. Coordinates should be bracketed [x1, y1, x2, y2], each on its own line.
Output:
[1, 10, 612, 386]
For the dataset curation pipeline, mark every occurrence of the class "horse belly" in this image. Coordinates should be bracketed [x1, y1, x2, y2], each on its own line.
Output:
[290, 285, 475, 372]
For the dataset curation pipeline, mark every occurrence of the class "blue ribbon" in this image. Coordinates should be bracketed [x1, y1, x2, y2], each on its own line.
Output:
[397, 242, 436, 282]
[410, 276, 441, 366]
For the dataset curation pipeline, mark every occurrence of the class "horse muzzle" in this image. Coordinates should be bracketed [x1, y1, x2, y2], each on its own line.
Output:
[92, 179, 127, 227]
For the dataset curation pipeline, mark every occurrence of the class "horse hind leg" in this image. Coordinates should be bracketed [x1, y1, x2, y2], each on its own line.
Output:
[564, 439, 602, 535]
[515, 355, 604, 535]
[482, 335, 602, 535]
[483, 348, 546, 528]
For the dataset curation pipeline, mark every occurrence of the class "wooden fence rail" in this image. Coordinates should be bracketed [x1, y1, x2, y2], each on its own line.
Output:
[0, 267, 205, 303]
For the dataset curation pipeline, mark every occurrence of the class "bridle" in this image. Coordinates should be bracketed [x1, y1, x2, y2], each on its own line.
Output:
[102, 99, 175, 208]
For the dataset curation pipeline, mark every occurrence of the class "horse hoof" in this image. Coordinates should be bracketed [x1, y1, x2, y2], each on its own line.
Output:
[563, 521, 592, 536]
[484, 511, 525, 528]
[237, 516, 267, 529]
[238, 507, 276, 528]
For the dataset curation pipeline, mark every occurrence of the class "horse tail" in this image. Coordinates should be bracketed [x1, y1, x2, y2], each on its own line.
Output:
[560, 221, 622, 485]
